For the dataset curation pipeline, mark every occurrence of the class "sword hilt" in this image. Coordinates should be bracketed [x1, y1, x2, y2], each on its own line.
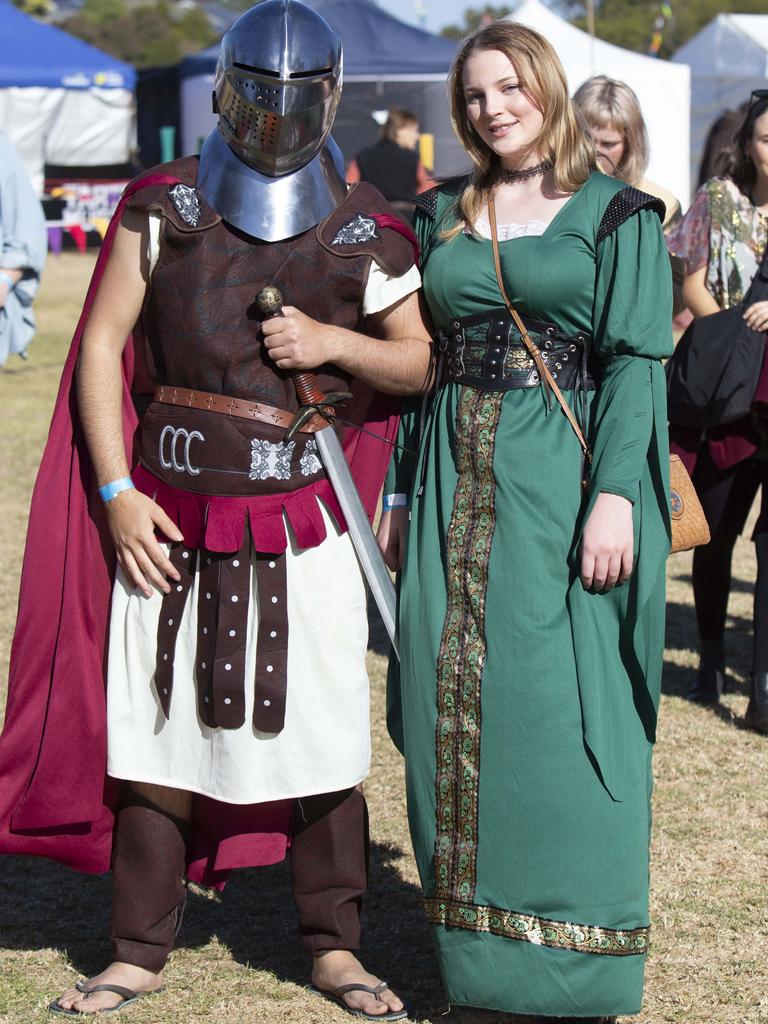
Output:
[257, 285, 351, 439]
[257, 285, 328, 406]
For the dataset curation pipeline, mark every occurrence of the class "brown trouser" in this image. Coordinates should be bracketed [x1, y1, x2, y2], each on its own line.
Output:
[110, 787, 368, 971]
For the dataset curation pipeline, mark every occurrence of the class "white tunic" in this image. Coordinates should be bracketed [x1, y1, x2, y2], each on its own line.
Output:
[106, 226, 420, 803]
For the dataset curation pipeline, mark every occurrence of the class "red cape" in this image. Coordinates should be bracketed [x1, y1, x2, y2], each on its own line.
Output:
[0, 171, 401, 884]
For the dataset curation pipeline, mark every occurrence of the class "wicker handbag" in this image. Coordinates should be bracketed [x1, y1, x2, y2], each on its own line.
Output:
[487, 198, 710, 557]
[668, 454, 710, 553]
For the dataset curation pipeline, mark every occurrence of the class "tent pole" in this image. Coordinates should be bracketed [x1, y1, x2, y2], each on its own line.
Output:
[585, 0, 596, 73]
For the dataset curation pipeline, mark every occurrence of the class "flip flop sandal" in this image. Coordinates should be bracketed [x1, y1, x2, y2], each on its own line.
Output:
[311, 980, 409, 1021]
[49, 980, 163, 1015]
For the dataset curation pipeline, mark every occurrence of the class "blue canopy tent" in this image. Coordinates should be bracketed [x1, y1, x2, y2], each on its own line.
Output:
[178, 0, 465, 176]
[0, 0, 134, 89]
[0, 0, 136, 185]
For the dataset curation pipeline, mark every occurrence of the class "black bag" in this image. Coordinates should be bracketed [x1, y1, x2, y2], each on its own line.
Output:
[666, 247, 768, 429]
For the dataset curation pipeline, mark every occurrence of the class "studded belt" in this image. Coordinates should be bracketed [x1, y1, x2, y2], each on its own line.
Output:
[436, 308, 599, 392]
[153, 385, 327, 434]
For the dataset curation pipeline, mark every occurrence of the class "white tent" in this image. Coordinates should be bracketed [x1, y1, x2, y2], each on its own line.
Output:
[0, 0, 136, 192]
[509, 0, 691, 207]
[673, 14, 768, 186]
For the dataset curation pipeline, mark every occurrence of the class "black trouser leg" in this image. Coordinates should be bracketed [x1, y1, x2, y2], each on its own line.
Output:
[748, 533, 768, 731]
[290, 788, 369, 953]
[753, 533, 768, 674]
[689, 451, 759, 700]
[110, 790, 189, 972]
[692, 450, 760, 642]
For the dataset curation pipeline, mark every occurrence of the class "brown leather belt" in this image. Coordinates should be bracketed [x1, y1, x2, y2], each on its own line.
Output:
[153, 385, 327, 434]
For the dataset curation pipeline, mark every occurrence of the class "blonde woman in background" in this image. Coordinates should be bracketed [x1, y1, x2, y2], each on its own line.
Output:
[573, 75, 681, 230]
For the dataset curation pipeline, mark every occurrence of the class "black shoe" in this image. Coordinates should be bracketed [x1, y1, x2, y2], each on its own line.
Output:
[686, 650, 725, 704]
[745, 672, 768, 734]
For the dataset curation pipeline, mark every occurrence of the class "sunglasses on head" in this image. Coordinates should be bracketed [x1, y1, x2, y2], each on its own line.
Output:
[750, 88, 768, 109]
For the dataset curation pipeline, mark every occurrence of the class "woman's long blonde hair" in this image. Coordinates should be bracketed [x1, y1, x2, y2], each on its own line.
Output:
[572, 75, 649, 185]
[443, 21, 595, 239]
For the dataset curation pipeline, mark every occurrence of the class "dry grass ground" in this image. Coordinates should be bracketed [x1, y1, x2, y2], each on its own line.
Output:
[0, 255, 766, 1024]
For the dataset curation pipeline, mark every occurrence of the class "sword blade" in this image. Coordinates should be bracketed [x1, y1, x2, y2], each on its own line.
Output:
[315, 426, 399, 659]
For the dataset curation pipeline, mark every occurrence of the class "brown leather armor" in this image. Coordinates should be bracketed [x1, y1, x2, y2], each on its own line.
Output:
[127, 157, 414, 412]
[127, 158, 414, 500]
[122, 158, 415, 733]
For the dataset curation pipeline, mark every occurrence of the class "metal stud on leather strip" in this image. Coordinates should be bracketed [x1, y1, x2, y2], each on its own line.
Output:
[252, 553, 289, 733]
[211, 541, 251, 729]
[195, 551, 220, 726]
[154, 544, 196, 718]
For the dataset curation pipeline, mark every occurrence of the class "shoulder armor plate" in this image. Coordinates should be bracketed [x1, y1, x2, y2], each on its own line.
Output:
[596, 186, 665, 245]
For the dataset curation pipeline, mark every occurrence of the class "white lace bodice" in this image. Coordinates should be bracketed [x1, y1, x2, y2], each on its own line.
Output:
[469, 217, 548, 240]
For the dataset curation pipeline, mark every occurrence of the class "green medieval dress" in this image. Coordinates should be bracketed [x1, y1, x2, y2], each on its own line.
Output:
[387, 171, 672, 1018]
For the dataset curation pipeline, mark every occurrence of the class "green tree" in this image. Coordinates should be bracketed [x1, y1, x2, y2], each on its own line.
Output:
[441, 4, 513, 40]
[61, 0, 218, 68]
[572, 0, 768, 59]
[12, 0, 55, 14]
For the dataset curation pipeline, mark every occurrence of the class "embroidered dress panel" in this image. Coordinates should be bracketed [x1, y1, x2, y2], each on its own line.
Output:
[425, 898, 650, 956]
[434, 388, 502, 904]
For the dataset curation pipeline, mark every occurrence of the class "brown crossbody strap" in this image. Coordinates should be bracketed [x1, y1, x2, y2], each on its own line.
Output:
[488, 196, 592, 464]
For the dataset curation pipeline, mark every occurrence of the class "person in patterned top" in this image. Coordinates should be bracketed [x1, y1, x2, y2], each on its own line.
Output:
[667, 91, 768, 727]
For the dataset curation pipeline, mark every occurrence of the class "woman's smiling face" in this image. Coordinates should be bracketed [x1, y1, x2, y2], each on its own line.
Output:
[461, 48, 544, 167]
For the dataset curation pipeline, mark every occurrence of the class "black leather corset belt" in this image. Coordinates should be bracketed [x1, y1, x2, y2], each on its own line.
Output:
[436, 307, 599, 392]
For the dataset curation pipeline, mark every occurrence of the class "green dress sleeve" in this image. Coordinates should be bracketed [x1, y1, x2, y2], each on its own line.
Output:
[588, 206, 674, 505]
[566, 206, 673, 803]
[383, 206, 437, 500]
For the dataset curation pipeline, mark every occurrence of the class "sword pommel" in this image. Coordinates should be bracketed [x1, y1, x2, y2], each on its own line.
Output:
[257, 285, 284, 320]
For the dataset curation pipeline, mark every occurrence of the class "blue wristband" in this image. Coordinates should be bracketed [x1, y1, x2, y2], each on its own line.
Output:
[0, 271, 16, 291]
[382, 492, 409, 512]
[98, 476, 135, 503]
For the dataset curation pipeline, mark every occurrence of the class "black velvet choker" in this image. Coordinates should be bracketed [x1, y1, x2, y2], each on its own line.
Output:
[503, 160, 552, 183]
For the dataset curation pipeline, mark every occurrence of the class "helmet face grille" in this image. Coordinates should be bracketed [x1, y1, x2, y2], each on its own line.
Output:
[212, 0, 343, 175]
[228, 94, 280, 146]
[235, 76, 282, 110]
[215, 65, 340, 177]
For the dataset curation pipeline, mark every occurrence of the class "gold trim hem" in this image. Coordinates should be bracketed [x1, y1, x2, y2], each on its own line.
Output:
[425, 897, 649, 957]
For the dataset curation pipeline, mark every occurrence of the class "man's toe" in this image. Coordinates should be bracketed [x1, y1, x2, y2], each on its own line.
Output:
[53, 987, 81, 1012]
[378, 986, 404, 1012]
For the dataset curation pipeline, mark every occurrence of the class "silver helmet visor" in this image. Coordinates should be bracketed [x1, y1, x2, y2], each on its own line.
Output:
[216, 63, 341, 177]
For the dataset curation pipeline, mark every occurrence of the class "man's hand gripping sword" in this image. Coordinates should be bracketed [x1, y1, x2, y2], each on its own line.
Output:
[257, 286, 399, 658]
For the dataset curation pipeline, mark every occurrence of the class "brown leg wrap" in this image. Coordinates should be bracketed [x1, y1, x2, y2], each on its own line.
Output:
[290, 788, 369, 953]
[110, 792, 190, 972]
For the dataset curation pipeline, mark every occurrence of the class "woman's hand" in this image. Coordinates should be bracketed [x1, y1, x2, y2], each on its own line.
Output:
[580, 491, 634, 592]
[744, 300, 768, 333]
[105, 488, 183, 598]
[377, 508, 409, 571]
